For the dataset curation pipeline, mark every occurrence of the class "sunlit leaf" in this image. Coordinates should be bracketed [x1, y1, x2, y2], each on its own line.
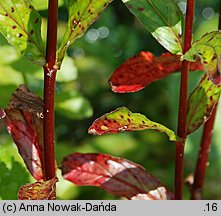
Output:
[56, 0, 113, 67]
[0, 0, 45, 65]
[122, 0, 183, 54]
[89, 107, 179, 141]
[186, 74, 221, 134]
[182, 31, 221, 85]
[3, 84, 44, 180]
[61, 153, 174, 200]
[18, 177, 58, 200]
[110, 52, 203, 93]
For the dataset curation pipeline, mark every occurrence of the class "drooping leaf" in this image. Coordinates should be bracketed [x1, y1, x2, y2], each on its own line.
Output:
[56, 0, 113, 67]
[89, 107, 179, 141]
[110, 52, 203, 93]
[186, 74, 221, 134]
[61, 153, 174, 200]
[122, 0, 183, 54]
[18, 177, 58, 200]
[3, 84, 44, 180]
[0, 0, 45, 65]
[182, 31, 221, 85]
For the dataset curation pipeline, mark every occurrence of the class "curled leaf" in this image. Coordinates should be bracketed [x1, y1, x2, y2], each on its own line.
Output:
[182, 31, 221, 85]
[122, 0, 183, 54]
[61, 153, 174, 200]
[0, 1, 45, 65]
[56, 0, 112, 67]
[3, 84, 44, 180]
[110, 52, 203, 93]
[89, 107, 179, 141]
[18, 177, 58, 200]
[186, 74, 221, 134]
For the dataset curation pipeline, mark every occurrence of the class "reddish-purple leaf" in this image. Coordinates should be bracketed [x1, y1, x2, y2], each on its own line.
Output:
[61, 153, 174, 200]
[3, 85, 44, 181]
[109, 51, 203, 93]
[18, 177, 58, 200]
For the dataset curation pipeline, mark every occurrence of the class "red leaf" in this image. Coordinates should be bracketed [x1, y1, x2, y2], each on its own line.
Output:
[109, 51, 203, 93]
[3, 85, 44, 180]
[61, 153, 174, 200]
[18, 177, 58, 200]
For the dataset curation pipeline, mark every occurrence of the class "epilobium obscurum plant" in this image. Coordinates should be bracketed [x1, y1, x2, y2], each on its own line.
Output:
[0, 0, 220, 200]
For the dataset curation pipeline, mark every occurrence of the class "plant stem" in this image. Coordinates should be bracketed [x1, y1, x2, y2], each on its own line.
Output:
[190, 1, 221, 199]
[43, 0, 58, 181]
[175, 0, 195, 200]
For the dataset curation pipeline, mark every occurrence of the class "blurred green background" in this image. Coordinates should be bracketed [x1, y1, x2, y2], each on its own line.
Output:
[0, 0, 221, 200]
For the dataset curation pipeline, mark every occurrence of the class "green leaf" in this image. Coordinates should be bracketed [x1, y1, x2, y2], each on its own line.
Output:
[0, 0, 45, 65]
[55, 91, 93, 120]
[122, 0, 183, 54]
[56, 0, 113, 67]
[186, 74, 221, 134]
[89, 107, 179, 141]
[182, 31, 221, 85]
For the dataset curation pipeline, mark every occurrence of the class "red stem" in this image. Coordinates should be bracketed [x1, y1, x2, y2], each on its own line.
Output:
[191, 0, 221, 199]
[175, 0, 195, 200]
[43, 0, 58, 181]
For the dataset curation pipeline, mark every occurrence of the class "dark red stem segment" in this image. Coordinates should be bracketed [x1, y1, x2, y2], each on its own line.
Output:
[191, 1, 221, 200]
[191, 105, 217, 199]
[43, 0, 58, 181]
[175, 0, 195, 200]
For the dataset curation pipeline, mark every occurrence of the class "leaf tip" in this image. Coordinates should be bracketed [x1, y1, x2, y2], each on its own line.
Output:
[88, 127, 98, 135]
